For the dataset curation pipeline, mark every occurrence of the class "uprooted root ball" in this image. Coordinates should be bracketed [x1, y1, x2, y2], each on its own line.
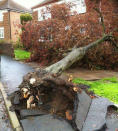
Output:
[14, 70, 79, 120]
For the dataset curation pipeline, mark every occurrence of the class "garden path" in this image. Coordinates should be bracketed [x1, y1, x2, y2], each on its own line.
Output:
[64, 67, 118, 80]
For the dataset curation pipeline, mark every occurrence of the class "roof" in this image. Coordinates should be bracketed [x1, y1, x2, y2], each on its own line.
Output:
[32, 0, 60, 9]
[0, 0, 31, 13]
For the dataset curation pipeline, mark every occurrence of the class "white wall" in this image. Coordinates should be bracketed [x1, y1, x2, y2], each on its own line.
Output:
[0, 10, 8, 21]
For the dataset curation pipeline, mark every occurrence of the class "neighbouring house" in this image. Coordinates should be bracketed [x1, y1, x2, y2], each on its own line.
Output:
[0, 0, 31, 43]
[32, 0, 118, 37]
[32, 0, 86, 21]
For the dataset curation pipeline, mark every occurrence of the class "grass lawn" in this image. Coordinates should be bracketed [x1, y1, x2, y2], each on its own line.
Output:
[14, 49, 31, 60]
[73, 77, 118, 104]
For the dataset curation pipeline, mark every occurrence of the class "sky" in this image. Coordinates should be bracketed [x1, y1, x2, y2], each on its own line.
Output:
[13, 0, 43, 9]
[12, 0, 86, 13]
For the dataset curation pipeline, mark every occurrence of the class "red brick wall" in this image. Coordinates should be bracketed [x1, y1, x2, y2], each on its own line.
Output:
[10, 11, 21, 43]
[85, 0, 118, 33]
[4, 12, 11, 41]
[86, 0, 118, 13]
[101, 0, 118, 12]
[0, 43, 14, 57]
[32, 11, 38, 21]
[0, 11, 11, 41]
[0, 11, 22, 43]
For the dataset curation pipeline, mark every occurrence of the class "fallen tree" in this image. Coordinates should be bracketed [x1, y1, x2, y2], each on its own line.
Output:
[10, 32, 117, 131]
[11, 6, 118, 131]
[45, 34, 114, 74]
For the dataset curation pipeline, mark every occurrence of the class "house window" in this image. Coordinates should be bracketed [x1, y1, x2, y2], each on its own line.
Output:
[69, 0, 86, 14]
[65, 25, 71, 31]
[0, 27, 4, 38]
[38, 7, 51, 21]
[0, 11, 3, 21]
[39, 27, 53, 42]
[80, 27, 86, 34]
[43, 12, 51, 20]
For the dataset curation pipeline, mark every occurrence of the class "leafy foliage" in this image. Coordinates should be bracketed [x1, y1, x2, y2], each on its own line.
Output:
[20, 1, 118, 68]
[0, 39, 7, 44]
[20, 13, 32, 24]
[14, 49, 31, 60]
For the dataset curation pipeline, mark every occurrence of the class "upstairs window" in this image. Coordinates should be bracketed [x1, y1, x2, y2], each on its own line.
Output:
[0, 27, 4, 38]
[0, 10, 3, 21]
[68, 0, 86, 14]
[38, 10, 43, 21]
[38, 7, 51, 21]
[80, 27, 86, 34]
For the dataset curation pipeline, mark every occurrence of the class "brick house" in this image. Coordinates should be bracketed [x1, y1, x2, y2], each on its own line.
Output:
[0, 0, 31, 43]
[32, 0, 86, 21]
[32, 0, 118, 36]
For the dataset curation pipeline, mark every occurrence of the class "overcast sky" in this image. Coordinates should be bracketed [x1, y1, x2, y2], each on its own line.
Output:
[13, 0, 43, 9]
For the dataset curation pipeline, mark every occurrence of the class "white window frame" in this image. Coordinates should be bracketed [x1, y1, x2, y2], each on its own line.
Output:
[67, 0, 86, 14]
[0, 10, 3, 21]
[38, 7, 44, 21]
[80, 27, 86, 34]
[0, 27, 4, 38]
[38, 6, 51, 21]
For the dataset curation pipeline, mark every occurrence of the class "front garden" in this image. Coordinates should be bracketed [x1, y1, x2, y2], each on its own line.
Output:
[14, 49, 30, 60]
[73, 77, 118, 104]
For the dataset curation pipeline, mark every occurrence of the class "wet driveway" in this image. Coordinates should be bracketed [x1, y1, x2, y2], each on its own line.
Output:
[0, 55, 34, 94]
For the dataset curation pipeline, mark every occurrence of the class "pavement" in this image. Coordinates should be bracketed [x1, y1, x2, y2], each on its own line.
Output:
[1, 55, 33, 94]
[83, 97, 113, 131]
[106, 113, 118, 131]
[21, 115, 74, 131]
[64, 68, 118, 80]
[0, 92, 12, 131]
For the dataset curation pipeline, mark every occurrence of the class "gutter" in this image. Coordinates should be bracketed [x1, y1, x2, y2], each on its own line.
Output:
[0, 83, 23, 131]
[0, 8, 32, 14]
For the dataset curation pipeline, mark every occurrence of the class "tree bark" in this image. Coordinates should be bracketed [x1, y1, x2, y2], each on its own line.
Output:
[45, 34, 112, 74]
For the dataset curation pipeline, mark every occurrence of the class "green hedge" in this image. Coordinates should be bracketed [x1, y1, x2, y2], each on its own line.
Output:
[20, 13, 32, 24]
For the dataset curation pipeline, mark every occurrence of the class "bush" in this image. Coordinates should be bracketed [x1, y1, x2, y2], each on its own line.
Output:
[20, 13, 32, 24]
[0, 39, 7, 44]
[13, 38, 24, 49]
[20, 2, 118, 69]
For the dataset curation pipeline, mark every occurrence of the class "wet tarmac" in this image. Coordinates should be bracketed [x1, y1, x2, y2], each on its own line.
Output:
[0, 55, 33, 94]
[0, 92, 12, 131]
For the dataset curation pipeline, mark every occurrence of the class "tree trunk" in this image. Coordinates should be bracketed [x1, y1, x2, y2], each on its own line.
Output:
[45, 34, 111, 74]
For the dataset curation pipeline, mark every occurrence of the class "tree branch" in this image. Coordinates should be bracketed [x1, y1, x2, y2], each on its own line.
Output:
[84, 34, 112, 51]
[94, 8, 106, 35]
[109, 37, 118, 49]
